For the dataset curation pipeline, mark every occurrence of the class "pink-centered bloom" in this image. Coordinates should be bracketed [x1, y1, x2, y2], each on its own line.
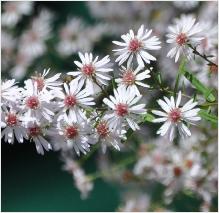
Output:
[152, 91, 201, 141]
[166, 14, 203, 62]
[113, 25, 161, 67]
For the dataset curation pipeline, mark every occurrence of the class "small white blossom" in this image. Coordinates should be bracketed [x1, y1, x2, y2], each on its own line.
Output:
[115, 63, 151, 96]
[54, 114, 97, 156]
[166, 14, 203, 62]
[103, 86, 146, 132]
[68, 52, 113, 95]
[113, 25, 161, 67]
[26, 121, 52, 155]
[55, 79, 95, 121]
[1, 107, 28, 144]
[22, 79, 54, 122]
[31, 68, 62, 94]
[152, 91, 201, 141]
[93, 115, 126, 153]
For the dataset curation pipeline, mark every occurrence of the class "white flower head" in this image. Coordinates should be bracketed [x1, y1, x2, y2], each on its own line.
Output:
[152, 91, 201, 141]
[31, 68, 62, 94]
[1, 107, 28, 144]
[68, 52, 113, 95]
[55, 79, 95, 121]
[103, 86, 146, 132]
[113, 25, 161, 67]
[166, 14, 203, 62]
[56, 114, 97, 156]
[22, 79, 54, 123]
[26, 121, 52, 155]
[93, 115, 126, 153]
[115, 63, 151, 96]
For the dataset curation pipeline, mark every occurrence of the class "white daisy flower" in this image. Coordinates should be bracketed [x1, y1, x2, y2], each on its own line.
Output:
[112, 25, 161, 67]
[55, 114, 97, 156]
[22, 79, 54, 122]
[31, 68, 62, 93]
[55, 79, 95, 121]
[1, 108, 28, 144]
[115, 63, 151, 96]
[166, 14, 203, 63]
[68, 52, 113, 95]
[93, 115, 126, 153]
[103, 86, 146, 132]
[1, 79, 23, 108]
[152, 91, 201, 142]
[26, 121, 52, 155]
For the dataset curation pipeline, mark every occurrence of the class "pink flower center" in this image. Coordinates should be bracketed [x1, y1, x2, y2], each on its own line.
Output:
[28, 126, 41, 137]
[185, 160, 193, 169]
[26, 96, 40, 109]
[33, 77, 45, 91]
[122, 71, 136, 85]
[82, 64, 95, 76]
[65, 126, 78, 139]
[6, 113, 17, 127]
[129, 38, 141, 52]
[64, 95, 77, 108]
[176, 33, 187, 46]
[96, 121, 109, 138]
[116, 103, 128, 117]
[169, 108, 181, 123]
[173, 166, 182, 177]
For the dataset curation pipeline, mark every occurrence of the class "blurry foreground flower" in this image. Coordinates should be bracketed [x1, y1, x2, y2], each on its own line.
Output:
[152, 91, 201, 141]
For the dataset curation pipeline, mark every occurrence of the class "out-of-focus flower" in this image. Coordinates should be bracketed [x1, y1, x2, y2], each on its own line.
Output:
[118, 193, 150, 212]
[1, 107, 28, 144]
[166, 14, 203, 62]
[19, 9, 53, 59]
[113, 25, 161, 67]
[68, 52, 113, 95]
[115, 63, 151, 96]
[152, 91, 201, 141]
[173, 1, 199, 11]
[1, 79, 23, 108]
[62, 158, 93, 199]
[2, 1, 33, 27]
[55, 79, 95, 121]
[103, 86, 146, 132]
[57, 18, 92, 56]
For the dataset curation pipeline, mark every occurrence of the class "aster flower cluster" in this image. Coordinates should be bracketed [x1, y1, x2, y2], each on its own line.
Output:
[2, 2, 218, 211]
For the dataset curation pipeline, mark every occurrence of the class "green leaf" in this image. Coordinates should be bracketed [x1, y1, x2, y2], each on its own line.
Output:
[181, 68, 216, 102]
[142, 113, 155, 122]
[199, 109, 218, 125]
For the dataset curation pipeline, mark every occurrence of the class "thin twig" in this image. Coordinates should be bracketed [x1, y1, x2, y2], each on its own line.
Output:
[187, 43, 218, 67]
